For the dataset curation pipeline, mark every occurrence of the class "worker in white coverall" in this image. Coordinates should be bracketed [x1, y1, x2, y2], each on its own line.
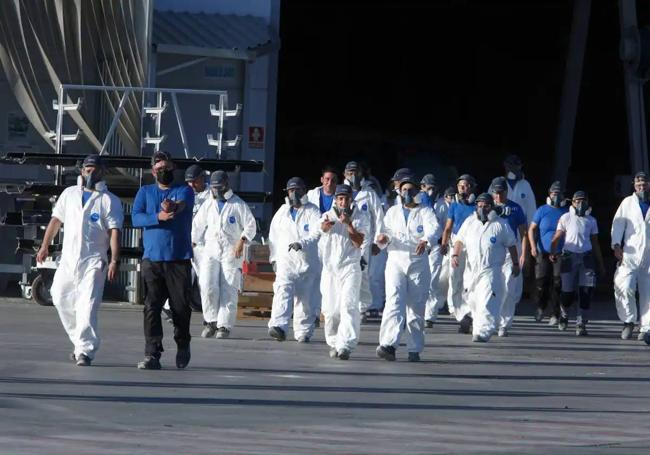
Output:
[306, 165, 339, 327]
[36, 154, 123, 366]
[375, 174, 439, 362]
[490, 177, 528, 337]
[319, 184, 370, 360]
[268, 177, 322, 343]
[342, 161, 384, 319]
[452, 193, 519, 342]
[612, 171, 650, 343]
[193, 170, 256, 339]
[502, 154, 537, 225]
[425, 186, 456, 326]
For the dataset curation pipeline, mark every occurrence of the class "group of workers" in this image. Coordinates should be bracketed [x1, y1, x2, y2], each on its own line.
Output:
[36, 150, 650, 368]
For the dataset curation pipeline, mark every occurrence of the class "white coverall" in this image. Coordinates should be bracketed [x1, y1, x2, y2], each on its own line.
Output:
[50, 183, 124, 360]
[455, 215, 516, 340]
[612, 194, 650, 333]
[319, 205, 371, 352]
[507, 177, 537, 225]
[192, 193, 257, 330]
[345, 183, 384, 313]
[306, 186, 333, 319]
[379, 205, 439, 353]
[267, 201, 322, 339]
[425, 197, 450, 321]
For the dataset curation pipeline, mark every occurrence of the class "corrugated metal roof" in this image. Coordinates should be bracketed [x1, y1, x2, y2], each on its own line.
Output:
[152, 10, 275, 60]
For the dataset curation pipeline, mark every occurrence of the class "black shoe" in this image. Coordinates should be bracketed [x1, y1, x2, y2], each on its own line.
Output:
[621, 322, 635, 340]
[425, 319, 434, 329]
[558, 317, 568, 331]
[76, 353, 91, 366]
[376, 345, 396, 361]
[268, 326, 286, 342]
[137, 356, 161, 370]
[534, 307, 544, 322]
[644, 332, 650, 346]
[216, 327, 230, 339]
[176, 347, 191, 369]
[459, 314, 473, 334]
[576, 324, 588, 337]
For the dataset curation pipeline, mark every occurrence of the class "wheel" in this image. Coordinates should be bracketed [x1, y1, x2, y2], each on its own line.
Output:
[31, 273, 53, 306]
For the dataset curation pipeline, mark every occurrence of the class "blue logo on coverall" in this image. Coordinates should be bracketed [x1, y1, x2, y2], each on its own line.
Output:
[361, 203, 368, 211]
[228, 216, 236, 224]
[304, 224, 309, 231]
[521, 193, 526, 198]
[90, 213, 100, 222]
[489, 236, 497, 244]
[417, 225, 424, 233]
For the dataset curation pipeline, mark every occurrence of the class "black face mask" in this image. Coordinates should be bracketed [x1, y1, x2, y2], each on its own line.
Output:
[334, 206, 353, 217]
[575, 201, 589, 217]
[211, 187, 228, 201]
[550, 194, 563, 207]
[476, 207, 491, 223]
[156, 169, 174, 185]
[289, 191, 304, 207]
[402, 188, 418, 205]
[388, 188, 398, 200]
[83, 170, 101, 190]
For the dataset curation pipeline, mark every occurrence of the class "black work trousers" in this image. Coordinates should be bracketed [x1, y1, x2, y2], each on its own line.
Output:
[142, 259, 192, 358]
[534, 253, 562, 317]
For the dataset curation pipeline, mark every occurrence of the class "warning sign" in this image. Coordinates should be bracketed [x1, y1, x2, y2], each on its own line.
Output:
[248, 126, 264, 149]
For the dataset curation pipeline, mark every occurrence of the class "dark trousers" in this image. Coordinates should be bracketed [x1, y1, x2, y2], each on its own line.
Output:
[142, 259, 192, 358]
[534, 253, 561, 317]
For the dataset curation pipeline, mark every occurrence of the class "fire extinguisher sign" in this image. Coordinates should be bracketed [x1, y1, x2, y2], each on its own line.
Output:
[248, 126, 265, 149]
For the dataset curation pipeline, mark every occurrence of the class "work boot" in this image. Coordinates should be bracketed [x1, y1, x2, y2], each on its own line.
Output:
[621, 322, 635, 340]
[558, 317, 568, 331]
[643, 332, 650, 345]
[201, 323, 217, 338]
[216, 327, 230, 339]
[548, 315, 559, 326]
[137, 356, 161, 370]
[534, 307, 544, 322]
[472, 334, 488, 343]
[425, 319, 434, 329]
[459, 314, 473, 334]
[575, 324, 588, 337]
[376, 345, 396, 361]
[296, 335, 310, 343]
[498, 327, 508, 337]
[328, 348, 338, 359]
[76, 353, 91, 367]
[338, 349, 351, 360]
[176, 347, 191, 369]
[407, 352, 420, 362]
[268, 326, 286, 342]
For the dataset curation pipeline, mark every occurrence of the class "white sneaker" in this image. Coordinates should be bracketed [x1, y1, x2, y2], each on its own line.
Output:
[328, 348, 338, 358]
[498, 327, 508, 337]
[201, 324, 217, 338]
[472, 334, 488, 343]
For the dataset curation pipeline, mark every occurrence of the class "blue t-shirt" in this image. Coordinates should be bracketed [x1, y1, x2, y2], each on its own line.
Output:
[132, 184, 195, 262]
[81, 191, 92, 207]
[290, 207, 298, 221]
[532, 204, 569, 254]
[640, 200, 650, 219]
[402, 207, 411, 223]
[448, 201, 476, 234]
[319, 192, 334, 214]
[418, 191, 435, 209]
[217, 200, 226, 213]
[500, 200, 526, 239]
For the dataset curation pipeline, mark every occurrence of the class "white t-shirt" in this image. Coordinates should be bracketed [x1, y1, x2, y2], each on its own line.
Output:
[556, 211, 598, 254]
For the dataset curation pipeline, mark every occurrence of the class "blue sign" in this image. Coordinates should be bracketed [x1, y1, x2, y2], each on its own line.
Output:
[229, 216, 236, 224]
[416, 225, 424, 233]
[521, 193, 526, 199]
[489, 236, 497, 244]
[90, 213, 100, 222]
[361, 203, 368, 211]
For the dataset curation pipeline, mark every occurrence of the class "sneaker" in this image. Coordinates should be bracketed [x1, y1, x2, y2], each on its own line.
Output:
[644, 332, 650, 345]
[69, 352, 76, 362]
[216, 327, 230, 339]
[76, 353, 91, 366]
[425, 319, 434, 329]
[338, 348, 351, 360]
[534, 307, 544, 322]
[637, 331, 646, 341]
[407, 352, 420, 362]
[201, 323, 217, 338]
[329, 348, 338, 359]
[548, 315, 559, 326]
[558, 317, 568, 331]
[176, 347, 191, 369]
[162, 307, 174, 324]
[472, 334, 488, 343]
[459, 314, 473, 334]
[376, 345, 396, 361]
[498, 327, 508, 337]
[268, 326, 286, 342]
[296, 336, 310, 343]
[137, 356, 161, 370]
[621, 323, 635, 340]
[576, 324, 588, 336]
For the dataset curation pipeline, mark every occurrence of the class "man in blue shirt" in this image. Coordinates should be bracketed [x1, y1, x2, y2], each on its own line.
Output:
[132, 151, 195, 370]
[440, 174, 477, 333]
[528, 181, 569, 325]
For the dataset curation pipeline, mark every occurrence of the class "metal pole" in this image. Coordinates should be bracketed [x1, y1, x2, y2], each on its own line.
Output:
[100, 90, 130, 155]
[171, 92, 190, 159]
[54, 86, 65, 186]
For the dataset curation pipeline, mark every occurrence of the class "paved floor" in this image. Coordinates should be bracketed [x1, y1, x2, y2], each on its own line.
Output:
[0, 298, 649, 454]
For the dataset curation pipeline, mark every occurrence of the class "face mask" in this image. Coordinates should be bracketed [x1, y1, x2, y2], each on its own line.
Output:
[426, 188, 435, 197]
[334, 206, 353, 217]
[156, 169, 174, 185]
[574, 201, 589, 217]
[548, 194, 563, 207]
[289, 191, 304, 207]
[506, 168, 522, 181]
[347, 175, 359, 189]
[388, 188, 398, 200]
[83, 170, 101, 190]
[211, 187, 228, 201]
[402, 188, 418, 205]
[636, 189, 650, 203]
[476, 207, 491, 223]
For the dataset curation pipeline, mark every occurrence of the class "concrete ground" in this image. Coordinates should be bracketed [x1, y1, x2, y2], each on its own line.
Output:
[0, 298, 649, 455]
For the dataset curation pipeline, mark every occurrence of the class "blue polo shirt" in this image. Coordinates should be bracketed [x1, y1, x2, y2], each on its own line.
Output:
[319, 192, 334, 213]
[640, 200, 650, 219]
[532, 204, 569, 254]
[132, 184, 194, 261]
[448, 201, 476, 234]
[500, 200, 526, 239]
